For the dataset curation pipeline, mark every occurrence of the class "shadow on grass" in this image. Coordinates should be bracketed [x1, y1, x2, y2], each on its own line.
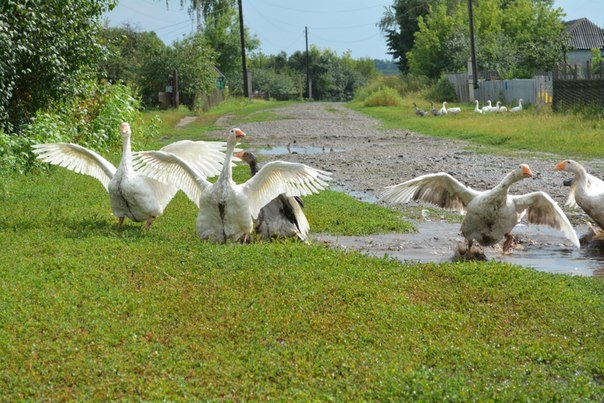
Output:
[61, 217, 152, 239]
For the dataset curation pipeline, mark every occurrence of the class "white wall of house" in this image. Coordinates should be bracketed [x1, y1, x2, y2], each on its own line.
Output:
[566, 49, 594, 66]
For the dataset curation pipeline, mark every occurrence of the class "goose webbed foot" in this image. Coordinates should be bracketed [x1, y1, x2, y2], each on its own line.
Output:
[453, 240, 487, 261]
[580, 223, 604, 247]
[144, 217, 155, 231]
[502, 233, 514, 254]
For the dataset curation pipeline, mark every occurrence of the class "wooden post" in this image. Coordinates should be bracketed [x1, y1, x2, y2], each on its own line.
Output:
[573, 64, 578, 80]
[173, 70, 179, 109]
[586, 60, 591, 80]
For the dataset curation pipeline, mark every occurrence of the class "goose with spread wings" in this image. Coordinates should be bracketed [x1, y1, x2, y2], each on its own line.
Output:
[555, 159, 604, 241]
[235, 151, 310, 241]
[133, 128, 331, 243]
[32, 122, 227, 229]
[381, 164, 580, 254]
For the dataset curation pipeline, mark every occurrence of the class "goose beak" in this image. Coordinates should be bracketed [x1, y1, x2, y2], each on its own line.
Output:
[522, 165, 533, 177]
[233, 151, 245, 159]
[554, 161, 565, 171]
[233, 128, 246, 138]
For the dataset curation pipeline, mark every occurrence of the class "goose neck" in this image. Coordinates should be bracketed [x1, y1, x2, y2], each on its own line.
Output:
[218, 137, 237, 183]
[121, 134, 132, 172]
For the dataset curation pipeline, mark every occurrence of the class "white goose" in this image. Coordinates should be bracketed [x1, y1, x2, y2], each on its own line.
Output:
[235, 151, 310, 241]
[482, 100, 493, 113]
[555, 160, 604, 235]
[496, 101, 508, 112]
[381, 164, 580, 254]
[443, 101, 461, 115]
[438, 102, 448, 115]
[32, 122, 227, 229]
[133, 128, 331, 243]
[509, 99, 523, 113]
[473, 100, 483, 114]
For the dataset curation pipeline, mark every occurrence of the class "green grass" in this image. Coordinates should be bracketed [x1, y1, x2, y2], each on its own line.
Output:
[349, 95, 604, 159]
[304, 190, 415, 235]
[1, 101, 602, 399]
[1, 169, 603, 400]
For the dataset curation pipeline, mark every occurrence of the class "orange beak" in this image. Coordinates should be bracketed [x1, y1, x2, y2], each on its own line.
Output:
[522, 164, 533, 177]
[554, 161, 565, 171]
[233, 128, 246, 138]
[233, 151, 245, 159]
[120, 122, 129, 132]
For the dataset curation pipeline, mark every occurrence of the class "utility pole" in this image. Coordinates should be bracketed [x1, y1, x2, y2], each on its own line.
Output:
[467, 0, 478, 91]
[305, 26, 311, 99]
[172, 70, 179, 109]
[238, 0, 249, 97]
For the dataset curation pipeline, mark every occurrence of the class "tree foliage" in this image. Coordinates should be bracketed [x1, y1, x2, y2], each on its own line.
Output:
[202, 4, 259, 95]
[405, 0, 565, 78]
[100, 25, 172, 106]
[378, 0, 436, 73]
[0, 0, 116, 133]
[171, 33, 217, 108]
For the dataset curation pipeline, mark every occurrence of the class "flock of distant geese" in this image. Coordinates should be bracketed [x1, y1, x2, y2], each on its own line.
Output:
[32, 119, 603, 259]
[414, 99, 523, 117]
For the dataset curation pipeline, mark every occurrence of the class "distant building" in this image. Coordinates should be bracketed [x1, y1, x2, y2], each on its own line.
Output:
[563, 18, 604, 65]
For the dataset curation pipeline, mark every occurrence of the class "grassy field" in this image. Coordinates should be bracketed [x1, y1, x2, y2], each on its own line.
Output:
[0, 99, 602, 399]
[349, 96, 604, 159]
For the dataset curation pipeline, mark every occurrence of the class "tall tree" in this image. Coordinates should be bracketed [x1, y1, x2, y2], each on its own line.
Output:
[0, 0, 116, 133]
[378, 0, 435, 73]
[406, 0, 565, 78]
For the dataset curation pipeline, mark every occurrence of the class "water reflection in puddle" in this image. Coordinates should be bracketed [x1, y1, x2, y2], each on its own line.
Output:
[317, 221, 604, 277]
[257, 145, 343, 155]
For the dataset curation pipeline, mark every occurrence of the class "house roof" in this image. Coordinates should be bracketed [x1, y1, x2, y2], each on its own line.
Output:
[563, 18, 604, 50]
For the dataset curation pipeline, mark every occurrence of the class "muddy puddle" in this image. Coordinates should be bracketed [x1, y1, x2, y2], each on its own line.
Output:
[317, 221, 604, 277]
[256, 145, 344, 156]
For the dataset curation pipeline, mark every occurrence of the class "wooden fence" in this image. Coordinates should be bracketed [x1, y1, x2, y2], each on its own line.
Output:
[445, 73, 553, 105]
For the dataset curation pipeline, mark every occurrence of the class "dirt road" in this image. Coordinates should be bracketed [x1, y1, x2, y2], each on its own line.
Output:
[215, 102, 602, 208]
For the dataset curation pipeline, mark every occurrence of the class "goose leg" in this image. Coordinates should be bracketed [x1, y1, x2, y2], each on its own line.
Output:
[144, 217, 155, 231]
[502, 233, 514, 253]
[117, 217, 125, 227]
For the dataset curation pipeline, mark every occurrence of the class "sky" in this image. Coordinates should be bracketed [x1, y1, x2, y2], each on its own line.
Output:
[104, 0, 604, 61]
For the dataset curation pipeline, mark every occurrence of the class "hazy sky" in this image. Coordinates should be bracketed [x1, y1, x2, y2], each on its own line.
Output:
[104, 0, 604, 60]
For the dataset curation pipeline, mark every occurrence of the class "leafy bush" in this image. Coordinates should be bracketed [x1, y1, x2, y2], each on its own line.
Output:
[251, 68, 298, 100]
[364, 87, 403, 107]
[426, 76, 457, 102]
[0, 81, 155, 174]
[355, 74, 431, 102]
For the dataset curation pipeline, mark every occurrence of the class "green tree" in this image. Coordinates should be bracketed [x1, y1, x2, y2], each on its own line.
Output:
[407, 0, 565, 78]
[100, 25, 172, 106]
[202, 5, 259, 95]
[171, 33, 217, 108]
[378, 0, 436, 73]
[0, 0, 116, 133]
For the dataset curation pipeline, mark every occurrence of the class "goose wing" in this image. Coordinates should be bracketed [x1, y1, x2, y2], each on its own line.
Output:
[242, 161, 331, 219]
[288, 196, 310, 241]
[512, 191, 580, 248]
[132, 151, 211, 207]
[381, 172, 480, 212]
[32, 143, 117, 191]
[155, 140, 228, 178]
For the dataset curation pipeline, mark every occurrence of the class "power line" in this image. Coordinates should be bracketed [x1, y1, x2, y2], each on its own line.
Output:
[260, 1, 385, 14]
